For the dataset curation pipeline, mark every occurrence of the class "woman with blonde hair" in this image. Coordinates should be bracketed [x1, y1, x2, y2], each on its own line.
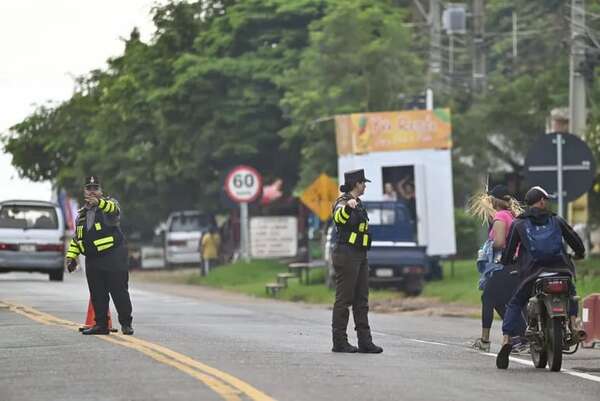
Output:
[469, 185, 523, 352]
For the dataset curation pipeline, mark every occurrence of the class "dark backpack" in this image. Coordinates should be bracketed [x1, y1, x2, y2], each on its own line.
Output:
[523, 216, 564, 263]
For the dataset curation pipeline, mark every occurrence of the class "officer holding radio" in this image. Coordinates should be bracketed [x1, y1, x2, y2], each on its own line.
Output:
[65, 176, 133, 335]
[330, 169, 382, 354]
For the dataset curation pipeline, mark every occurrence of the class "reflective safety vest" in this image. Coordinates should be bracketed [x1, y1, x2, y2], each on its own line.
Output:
[66, 198, 124, 260]
[331, 194, 371, 250]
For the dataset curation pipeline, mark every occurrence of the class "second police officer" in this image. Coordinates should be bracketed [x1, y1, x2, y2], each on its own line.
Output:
[65, 176, 134, 335]
[331, 169, 383, 353]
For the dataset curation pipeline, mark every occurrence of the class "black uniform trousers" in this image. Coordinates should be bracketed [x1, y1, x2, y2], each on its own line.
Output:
[85, 247, 133, 328]
[331, 244, 370, 341]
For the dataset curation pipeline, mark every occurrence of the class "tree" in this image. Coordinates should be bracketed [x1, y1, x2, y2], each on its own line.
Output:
[2, 0, 326, 237]
[279, 0, 424, 188]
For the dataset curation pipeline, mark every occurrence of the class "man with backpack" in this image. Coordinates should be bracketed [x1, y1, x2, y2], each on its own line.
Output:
[496, 186, 586, 369]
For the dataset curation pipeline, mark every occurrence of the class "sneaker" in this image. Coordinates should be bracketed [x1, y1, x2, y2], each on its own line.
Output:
[472, 338, 491, 352]
[496, 343, 512, 369]
[511, 337, 529, 354]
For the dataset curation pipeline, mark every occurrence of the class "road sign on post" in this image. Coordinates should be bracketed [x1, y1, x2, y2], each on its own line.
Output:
[524, 132, 596, 216]
[300, 174, 339, 222]
[225, 166, 263, 262]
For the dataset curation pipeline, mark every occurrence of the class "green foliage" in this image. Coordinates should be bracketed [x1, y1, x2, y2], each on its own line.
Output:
[2, 0, 325, 237]
[4, 0, 600, 242]
[279, 0, 424, 187]
[454, 208, 483, 259]
[449, 0, 572, 203]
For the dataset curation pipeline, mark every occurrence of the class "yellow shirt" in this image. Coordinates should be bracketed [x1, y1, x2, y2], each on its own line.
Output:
[201, 233, 221, 260]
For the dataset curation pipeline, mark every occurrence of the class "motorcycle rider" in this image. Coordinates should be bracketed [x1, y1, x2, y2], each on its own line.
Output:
[496, 186, 586, 369]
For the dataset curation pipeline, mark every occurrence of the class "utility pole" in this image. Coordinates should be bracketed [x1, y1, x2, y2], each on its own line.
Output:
[568, 0, 589, 245]
[428, 0, 441, 92]
[569, 0, 586, 137]
[472, 0, 486, 92]
[512, 11, 518, 60]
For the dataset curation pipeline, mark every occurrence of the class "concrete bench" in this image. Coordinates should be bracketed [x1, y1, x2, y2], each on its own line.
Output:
[288, 264, 304, 278]
[276, 273, 297, 288]
[288, 260, 327, 285]
[265, 283, 284, 296]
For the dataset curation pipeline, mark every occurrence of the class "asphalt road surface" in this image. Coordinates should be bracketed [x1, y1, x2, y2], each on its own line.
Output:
[1, 271, 599, 401]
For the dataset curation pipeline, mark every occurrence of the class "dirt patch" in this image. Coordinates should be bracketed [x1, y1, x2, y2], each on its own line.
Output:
[371, 297, 479, 317]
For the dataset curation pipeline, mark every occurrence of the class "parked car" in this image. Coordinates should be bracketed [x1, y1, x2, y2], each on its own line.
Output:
[164, 210, 214, 268]
[0, 200, 66, 281]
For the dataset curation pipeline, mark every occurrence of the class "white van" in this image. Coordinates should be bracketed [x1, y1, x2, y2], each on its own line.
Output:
[0, 200, 66, 281]
[164, 210, 213, 268]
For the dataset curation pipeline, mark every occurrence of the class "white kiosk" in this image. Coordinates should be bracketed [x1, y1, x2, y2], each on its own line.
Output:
[335, 109, 456, 257]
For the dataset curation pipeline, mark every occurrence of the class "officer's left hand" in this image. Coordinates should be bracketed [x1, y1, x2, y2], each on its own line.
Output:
[347, 199, 358, 209]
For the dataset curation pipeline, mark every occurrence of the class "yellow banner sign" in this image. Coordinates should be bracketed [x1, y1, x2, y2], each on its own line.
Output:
[300, 174, 340, 222]
[335, 108, 452, 155]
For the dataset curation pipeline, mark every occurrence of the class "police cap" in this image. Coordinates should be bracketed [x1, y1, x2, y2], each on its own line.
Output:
[84, 175, 101, 189]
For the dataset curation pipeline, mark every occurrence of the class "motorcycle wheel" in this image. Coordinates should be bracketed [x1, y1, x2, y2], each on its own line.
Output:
[531, 339, 548, 369]
[547, 318, 563, 372]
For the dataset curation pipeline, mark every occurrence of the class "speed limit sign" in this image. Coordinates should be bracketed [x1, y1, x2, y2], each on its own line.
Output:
[225, 165, 263, 203]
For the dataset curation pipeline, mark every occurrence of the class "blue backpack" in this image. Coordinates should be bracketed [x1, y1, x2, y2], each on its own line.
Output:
[524, 217, 564, 263]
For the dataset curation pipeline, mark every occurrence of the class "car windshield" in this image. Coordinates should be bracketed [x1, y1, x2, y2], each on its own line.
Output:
[364, 202, 416, 242]
[169, 214, 210, 232]
[0, 205, 59, 230]
[368, 207, 400, 225]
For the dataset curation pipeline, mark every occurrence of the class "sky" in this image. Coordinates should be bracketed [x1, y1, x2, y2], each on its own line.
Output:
[0, 0, 166, 202]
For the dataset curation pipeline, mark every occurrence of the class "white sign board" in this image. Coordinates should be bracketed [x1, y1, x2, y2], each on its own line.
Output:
[141, 246, 165, 269]
[225, 165, 262, 203]
[250, 216, 298, 258]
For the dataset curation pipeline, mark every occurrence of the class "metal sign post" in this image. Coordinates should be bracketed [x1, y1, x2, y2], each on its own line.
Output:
[556, 133, 564, 217]
[224, 165, 263, 263]
[240, 202, 249, 261]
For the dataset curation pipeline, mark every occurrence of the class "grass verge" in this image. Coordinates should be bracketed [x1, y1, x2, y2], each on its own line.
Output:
[424, 258, 600, 306]
[134, 257, 600, 308]
[138, 259, 403, 304]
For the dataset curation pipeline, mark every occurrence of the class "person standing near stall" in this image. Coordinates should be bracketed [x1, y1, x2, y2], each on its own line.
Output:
[330, 169, 382, 354]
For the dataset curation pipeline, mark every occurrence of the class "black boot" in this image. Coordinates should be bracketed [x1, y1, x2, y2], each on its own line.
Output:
[332, 329, 358, 353]
[357, 329, 383, 354]
[82, 325, 110, 335]
[121, 325, 134, 335]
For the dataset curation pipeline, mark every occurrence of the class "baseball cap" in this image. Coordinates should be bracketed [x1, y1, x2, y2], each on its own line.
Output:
[524, 186, 552, 206]
[487, 185, 510, 200]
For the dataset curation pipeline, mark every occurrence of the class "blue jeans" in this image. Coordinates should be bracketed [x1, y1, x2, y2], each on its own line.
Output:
[502, 278, 578, 337]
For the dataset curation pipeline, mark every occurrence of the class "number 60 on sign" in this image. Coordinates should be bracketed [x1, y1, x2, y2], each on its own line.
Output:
[224, 165, 263, 203]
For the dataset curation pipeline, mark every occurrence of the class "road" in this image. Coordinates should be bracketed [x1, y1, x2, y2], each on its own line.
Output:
[1, 271, 599, 401]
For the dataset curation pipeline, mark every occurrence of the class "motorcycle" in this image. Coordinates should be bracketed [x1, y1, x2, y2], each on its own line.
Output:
[525, 272, 585, 371]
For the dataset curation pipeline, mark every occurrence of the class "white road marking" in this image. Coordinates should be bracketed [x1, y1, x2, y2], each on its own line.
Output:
[479, 352, 600, 384]
[408, 339, 449, 347]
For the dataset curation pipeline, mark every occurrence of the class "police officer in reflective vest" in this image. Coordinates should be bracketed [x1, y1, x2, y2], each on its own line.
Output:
[65, 176, 133, 335]
[331, 169, 382, 353]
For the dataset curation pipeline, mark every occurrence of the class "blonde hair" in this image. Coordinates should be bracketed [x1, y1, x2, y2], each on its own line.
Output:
[467, 192, 524, 225]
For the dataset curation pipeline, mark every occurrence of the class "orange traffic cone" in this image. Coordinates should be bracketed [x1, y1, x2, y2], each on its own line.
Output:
[78, 298, 117, 332]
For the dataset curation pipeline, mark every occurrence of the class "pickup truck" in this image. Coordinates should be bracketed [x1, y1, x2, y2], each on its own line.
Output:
[324, 201, 429, 296]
